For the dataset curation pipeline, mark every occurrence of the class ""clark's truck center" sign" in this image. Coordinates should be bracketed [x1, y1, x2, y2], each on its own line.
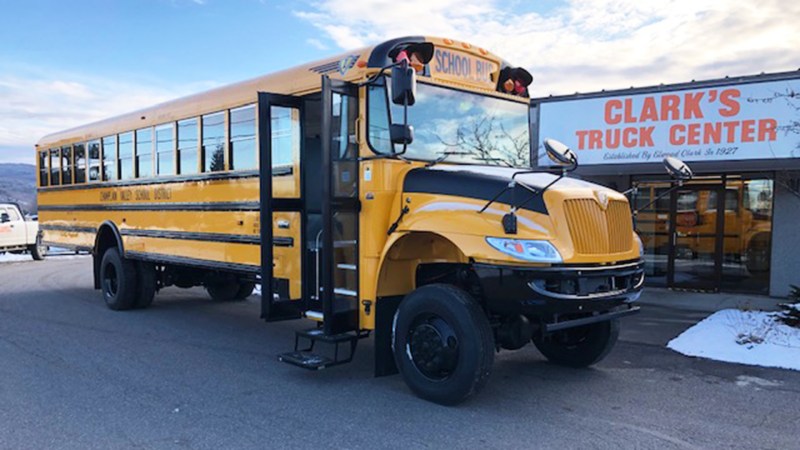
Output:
[535, 77, 800, 166]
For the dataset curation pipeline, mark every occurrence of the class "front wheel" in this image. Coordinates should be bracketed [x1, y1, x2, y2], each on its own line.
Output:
[30, 234, 46, 261]
[392, 284, 494, 406]
[533, 318, 619, 368]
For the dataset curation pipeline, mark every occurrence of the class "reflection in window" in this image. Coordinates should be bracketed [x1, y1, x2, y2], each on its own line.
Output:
[230, 105, 256, 170]
[87, 140, 101, 181]
[61, 145, 73, 185]
[39, 151, 48, 187]
[203, 112, 225, 172]
[136, 128, 153, 178]
[368, 81, 530, 167]
[118, 132, 134, 180]
[50, 148, 60, 185]
[155, 124, 174, 176]
[74, 143, 86, 183]
[721, 178, 774, 294]
[102, 135, 117, 181]
[177, 118, 198, 175]
[270, 106, 298, 168]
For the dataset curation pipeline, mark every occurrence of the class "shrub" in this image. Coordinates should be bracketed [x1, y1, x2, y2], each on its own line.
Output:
[777, 285, 800, 328]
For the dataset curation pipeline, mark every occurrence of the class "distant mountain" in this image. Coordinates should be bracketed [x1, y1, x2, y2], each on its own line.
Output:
[0, 163, 37, 214]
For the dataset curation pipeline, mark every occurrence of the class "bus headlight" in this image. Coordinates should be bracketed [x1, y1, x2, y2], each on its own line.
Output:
[486, 237, 563, 263]
[634, 234, 644, 257]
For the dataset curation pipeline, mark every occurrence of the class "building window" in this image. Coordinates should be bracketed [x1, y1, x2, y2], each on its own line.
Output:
[155, 123, 175, 176]
[74, 142, 87, 184]
[118, 132, 134, 180]
[39, 150, 48, 187]
[61, 145, 73, 185]
[230, 105, 256, 171]
[102, 135, 117, 181]
[177, 118, 198, 175]
[87, 140, 101, 181]
[136, 127, 153, 178]
[49, 148, 60, 186]
[202, 111, 225, 172]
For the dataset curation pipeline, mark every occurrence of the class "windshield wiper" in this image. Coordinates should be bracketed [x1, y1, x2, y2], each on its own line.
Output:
[424, 151, 472, 168]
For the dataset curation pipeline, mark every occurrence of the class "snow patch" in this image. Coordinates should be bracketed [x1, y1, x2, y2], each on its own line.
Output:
[253, 284, 261, 296]
[668, 309, 800, 371]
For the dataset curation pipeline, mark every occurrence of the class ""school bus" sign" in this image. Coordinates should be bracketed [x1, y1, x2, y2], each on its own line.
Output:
[430, 48, 497, 89]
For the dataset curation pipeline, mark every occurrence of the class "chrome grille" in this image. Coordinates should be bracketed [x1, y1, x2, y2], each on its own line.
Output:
[564, 199, 633, 254]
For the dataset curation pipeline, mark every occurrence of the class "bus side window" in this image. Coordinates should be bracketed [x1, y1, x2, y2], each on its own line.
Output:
[102, 135, 117, 181]
[155, 123, 175, 176]
[74, 142, 87, 184]
[88, 140, 101, 182]
[118, 132, 134, 180]
[49, 148, 60, 186]
[61, 145, 73, 185]
[230, 105, 256, 171]
[177, 118, 199, 175]
[39, 150, 48, 187]
[136, 127, 153, 178]
[202, 112, 225, 172]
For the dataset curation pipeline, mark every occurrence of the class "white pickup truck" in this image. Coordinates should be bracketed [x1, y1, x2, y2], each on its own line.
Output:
[0, 203, 45, 260]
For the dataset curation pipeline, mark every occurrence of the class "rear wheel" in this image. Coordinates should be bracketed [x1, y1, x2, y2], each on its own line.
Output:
[235, 282, 256, 300]
[205, 276, 249, 302]
[100, 248, 137, 311]
[533, 319, 619, 367]
[392, 284, 494, 405]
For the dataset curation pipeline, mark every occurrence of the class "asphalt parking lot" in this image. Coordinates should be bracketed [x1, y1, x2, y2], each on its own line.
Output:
[1, 257, 799, 449]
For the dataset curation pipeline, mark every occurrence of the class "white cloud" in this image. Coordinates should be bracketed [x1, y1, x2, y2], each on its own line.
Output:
[0, 66, 216, 164]
[294, 0, 800, 96]
[306, 37, 329, 50]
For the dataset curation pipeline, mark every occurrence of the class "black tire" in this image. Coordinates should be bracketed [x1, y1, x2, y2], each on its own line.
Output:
[392, 284, 494, 406]
[533, 319, 619, 368]
[134, 261, 157, 309]
[30, 234, 46, 261]
[234, 282, 256, 300]
[100, 248, 137, 311]
[205, 277, 242, 302]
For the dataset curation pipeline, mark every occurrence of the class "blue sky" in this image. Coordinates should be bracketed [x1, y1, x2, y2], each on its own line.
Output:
[1, 0, 798, 164]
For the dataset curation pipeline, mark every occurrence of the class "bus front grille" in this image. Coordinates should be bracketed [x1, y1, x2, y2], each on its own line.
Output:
[564, 199, 633, 255]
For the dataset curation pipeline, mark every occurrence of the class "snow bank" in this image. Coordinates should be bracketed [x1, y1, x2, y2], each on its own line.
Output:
[668, 309, 800, 371]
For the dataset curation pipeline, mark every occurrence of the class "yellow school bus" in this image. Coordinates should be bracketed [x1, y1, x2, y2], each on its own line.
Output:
[36, 36, 644, 405]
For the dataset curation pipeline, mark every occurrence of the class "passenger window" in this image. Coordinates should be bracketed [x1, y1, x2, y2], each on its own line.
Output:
[74, 143, 87, 183]
[230, 105, 256, 170]
[61, 145, 73, 185]
[39, 150, 48, 187]
[87, 140, 101, 181]
[156, 124, 175, 176]
[136, 128, 153, 178]
[203, 112, 225, 172]
[49, 148, 61, 185]
[102, 136, 117, 181]
[271, 106, 299, 168]
[178, 118, 198, 175]
[6, 206, 20, 221]
[118, 132, 134, 180]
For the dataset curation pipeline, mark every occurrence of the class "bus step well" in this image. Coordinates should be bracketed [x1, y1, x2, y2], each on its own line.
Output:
[277, 328, 359, 370]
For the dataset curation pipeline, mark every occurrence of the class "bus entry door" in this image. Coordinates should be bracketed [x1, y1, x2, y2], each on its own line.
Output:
[320, 76, 360, 335]
[258, 92, 305, 321]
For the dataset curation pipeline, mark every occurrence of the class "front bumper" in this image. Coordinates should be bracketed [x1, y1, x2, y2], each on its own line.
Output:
[473, 260, 645, 316]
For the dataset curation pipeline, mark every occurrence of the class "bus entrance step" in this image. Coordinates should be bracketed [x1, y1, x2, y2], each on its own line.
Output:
[277, 328, 359, 370]
[278, 351, 336, 370]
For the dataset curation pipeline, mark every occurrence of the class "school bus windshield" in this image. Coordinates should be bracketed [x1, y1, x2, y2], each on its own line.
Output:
[368, 81, 530, 167]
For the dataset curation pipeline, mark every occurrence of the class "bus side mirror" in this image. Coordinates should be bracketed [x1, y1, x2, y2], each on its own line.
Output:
[544, 138, 577, 170]
[0, 213, 9, 223]
[663, 156, 693, 181]
[391, 62, 416, 106]
[390, 124, 414, 145]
